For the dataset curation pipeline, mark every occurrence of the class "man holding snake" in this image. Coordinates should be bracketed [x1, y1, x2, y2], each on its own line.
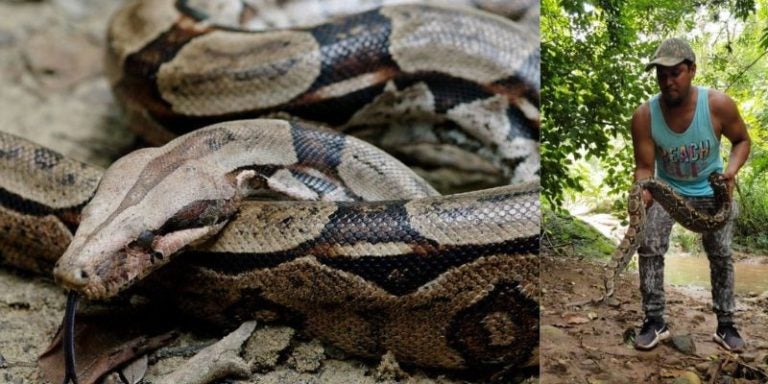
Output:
[629, 38, 751, 351]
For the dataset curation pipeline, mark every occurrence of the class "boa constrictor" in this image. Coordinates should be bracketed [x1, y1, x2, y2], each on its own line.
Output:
[0, 0, 540, 381]
[602, 173, 731, 300]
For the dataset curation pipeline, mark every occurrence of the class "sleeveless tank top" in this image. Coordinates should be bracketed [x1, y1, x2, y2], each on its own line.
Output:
[649, 86, 723, 197]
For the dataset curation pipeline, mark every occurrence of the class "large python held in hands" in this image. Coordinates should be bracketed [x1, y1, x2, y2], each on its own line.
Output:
[0, 0, 540, 381]
[602, 173, 731, 300]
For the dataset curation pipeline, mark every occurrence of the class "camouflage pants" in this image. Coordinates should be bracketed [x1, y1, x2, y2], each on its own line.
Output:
[638, 197, 738, 324]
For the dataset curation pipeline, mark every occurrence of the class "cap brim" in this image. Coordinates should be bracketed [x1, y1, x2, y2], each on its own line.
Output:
[644, 57, 686, 71]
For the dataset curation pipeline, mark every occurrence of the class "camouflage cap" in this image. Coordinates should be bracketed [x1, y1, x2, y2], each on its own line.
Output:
[644, 38, 695, 71]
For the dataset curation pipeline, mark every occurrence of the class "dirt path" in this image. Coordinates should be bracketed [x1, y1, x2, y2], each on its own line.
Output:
[540, 254, 768, 383]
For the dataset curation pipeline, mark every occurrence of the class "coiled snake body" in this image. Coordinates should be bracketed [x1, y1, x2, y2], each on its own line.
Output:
[0, 0, 540, 379]
[603, 173, 731, 299]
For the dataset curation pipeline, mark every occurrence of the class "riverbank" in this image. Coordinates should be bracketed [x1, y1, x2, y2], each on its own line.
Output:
[541, 254, 768, 384]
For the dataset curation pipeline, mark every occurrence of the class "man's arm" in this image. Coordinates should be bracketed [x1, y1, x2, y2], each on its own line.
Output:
[630, 103, 655, 205]
[711, 91, 751, 197]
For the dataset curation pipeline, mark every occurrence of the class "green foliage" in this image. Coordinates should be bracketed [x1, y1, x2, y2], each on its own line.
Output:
[542, 0, 689, 207]
[734, 149, 768, 251]
[543, 0, 768, 252]
[671, 226, 703, 254]
[542, 203, 616, 260]
[542, 0, 764, 204]
[689, 2, 768, 252]
[761, 26, 768, 48]
[561, 154, 628, 214]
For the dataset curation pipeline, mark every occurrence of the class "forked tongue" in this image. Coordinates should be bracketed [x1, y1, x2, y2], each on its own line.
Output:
[62, 291, 79, 384]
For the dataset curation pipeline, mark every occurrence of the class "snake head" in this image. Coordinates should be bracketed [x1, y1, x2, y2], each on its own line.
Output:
[53, 136, 249, 300]
[708, 171, 729, 197]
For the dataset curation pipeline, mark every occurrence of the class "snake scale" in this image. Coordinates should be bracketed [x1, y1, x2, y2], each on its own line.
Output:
[0, 0, 540, 380]
[602, 173, 731, 299]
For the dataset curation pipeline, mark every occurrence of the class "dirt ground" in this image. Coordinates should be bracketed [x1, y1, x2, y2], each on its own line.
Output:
[540, 252, 768, 384]
[0, 266, 514, 384]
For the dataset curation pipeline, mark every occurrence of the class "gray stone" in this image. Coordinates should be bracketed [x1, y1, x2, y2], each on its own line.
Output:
[243, 325, 294, 371]
[287, 339, 325, 373]
[741, 352, 757, 363]
[155, 321, 256, 384]
[548, 359, 569, 374]
[541, 324, 571, 345]
[580, 358, 602, 373]
[374, 351, 409, 382]
[605, 296, 621, 307]
[672, 371, 701, 384]
[671, 334, 697, 355]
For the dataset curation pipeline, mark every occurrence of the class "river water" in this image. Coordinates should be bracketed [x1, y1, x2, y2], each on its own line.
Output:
[573, 211, 768, 294]
[665, 253, 768, 295]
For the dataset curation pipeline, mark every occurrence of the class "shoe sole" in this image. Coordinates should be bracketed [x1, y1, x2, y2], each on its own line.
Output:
[635, 329, 671, 350]
[712, 333, 745, 352]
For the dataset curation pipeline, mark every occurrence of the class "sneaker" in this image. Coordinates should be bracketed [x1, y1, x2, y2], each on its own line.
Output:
[713, 323, 745, 352]
[635, 316, 670, 350]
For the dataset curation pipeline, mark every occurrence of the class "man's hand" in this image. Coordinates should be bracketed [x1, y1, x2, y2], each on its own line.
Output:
[721, 171, 736, 199]
[713, 90, 750, 195]
[641, 189, 653, 208]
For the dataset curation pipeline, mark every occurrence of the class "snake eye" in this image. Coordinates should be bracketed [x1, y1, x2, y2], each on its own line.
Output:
[150, 251, 164, 264]
[136, 230, 155, 250]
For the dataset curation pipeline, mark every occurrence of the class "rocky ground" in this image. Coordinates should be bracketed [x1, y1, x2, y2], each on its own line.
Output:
[540, 250, 768, 384]
[1, 266, 507, 384]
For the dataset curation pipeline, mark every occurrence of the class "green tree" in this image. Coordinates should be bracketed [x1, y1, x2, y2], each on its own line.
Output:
[691, 3, 768, 248]
[542, 0, 768, 250]
[541, 0, 763, 208]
